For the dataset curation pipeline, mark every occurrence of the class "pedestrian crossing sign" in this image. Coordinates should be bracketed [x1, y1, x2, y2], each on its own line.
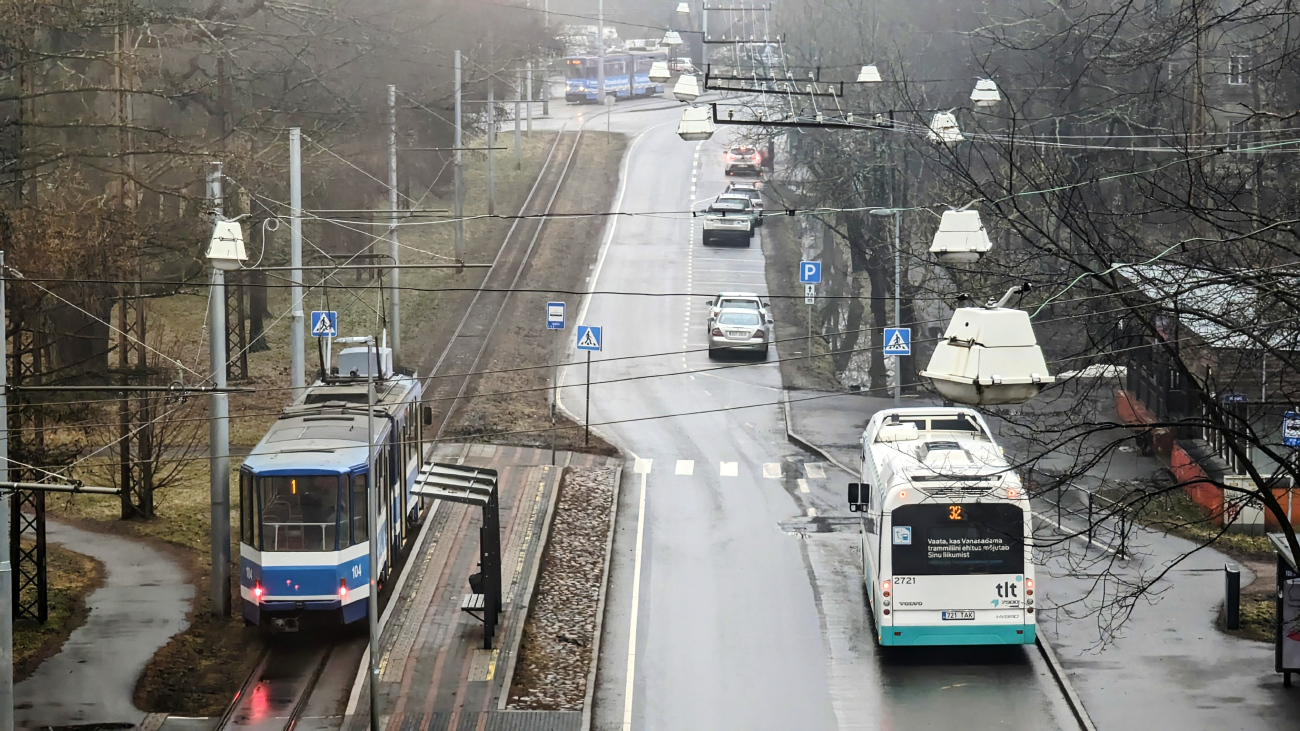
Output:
[576, 325, 603, 352]
[311, 311, 338, 338]
[883, 327, 911, 356]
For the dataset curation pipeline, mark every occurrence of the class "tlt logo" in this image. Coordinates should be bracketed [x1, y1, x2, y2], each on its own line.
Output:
[995, 581, 1019, 598]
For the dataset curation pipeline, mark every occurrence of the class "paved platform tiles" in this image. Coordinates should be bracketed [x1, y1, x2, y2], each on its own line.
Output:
[349, 444, 610, 731]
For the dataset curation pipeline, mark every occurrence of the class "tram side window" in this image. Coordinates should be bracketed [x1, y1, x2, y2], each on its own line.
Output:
[352, 474, 369, 543]
[239, 472, 256, 547]
[259, 475, 339, 551]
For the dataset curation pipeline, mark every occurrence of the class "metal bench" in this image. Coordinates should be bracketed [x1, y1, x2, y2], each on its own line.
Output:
[461, 593, 486, 623]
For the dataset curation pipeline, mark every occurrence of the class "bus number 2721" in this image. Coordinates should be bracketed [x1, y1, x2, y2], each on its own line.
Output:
[892, 576, 916, 585]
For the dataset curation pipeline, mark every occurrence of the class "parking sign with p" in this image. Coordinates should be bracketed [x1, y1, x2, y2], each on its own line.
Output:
[799, 261, 822, 284]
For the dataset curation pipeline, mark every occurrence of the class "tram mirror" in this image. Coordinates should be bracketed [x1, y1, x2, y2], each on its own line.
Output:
[422, 406, 434, 426]
[848, 482, 861, 506]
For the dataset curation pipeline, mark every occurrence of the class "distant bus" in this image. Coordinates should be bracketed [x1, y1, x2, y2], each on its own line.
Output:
[563, 52, 663, 103]
[847, 407, 1036, 646]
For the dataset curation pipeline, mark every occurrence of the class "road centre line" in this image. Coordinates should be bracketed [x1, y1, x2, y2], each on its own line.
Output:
[762, 463, 781, 479]
[720, 461, 739, 477]
[675, 459, 694, 475]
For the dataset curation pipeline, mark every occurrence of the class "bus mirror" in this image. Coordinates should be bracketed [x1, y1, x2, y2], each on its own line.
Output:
[422, 406, 434, 426]
[848, 482, 861, 505]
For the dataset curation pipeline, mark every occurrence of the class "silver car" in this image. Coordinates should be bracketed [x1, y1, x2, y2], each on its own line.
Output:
[708, 308, 770, 358]
[706, 292, 772, 330]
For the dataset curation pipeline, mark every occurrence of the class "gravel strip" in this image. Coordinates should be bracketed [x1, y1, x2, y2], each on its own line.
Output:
[507, 466, 617, 710]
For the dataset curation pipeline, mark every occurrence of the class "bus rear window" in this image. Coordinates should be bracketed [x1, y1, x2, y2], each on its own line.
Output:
[890, 503, 1024, 575]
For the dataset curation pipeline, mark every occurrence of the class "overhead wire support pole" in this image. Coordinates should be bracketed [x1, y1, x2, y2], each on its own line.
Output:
[388, 84, 401, 361]
[0, 250, 12, 731]
[364, 336, 380, 731]
[290, 128, 305, 400]
[526, 63, 534, 136]
[487, 73, 496, 217]
[514, 68, 522, 170]
[597, 0, 605, 104]
[208, 174, 232, 619]
[455, 51, 465, 269]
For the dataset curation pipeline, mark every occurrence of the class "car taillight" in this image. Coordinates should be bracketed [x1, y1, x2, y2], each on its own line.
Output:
[726, 155, 738, 162]
[339, 579, 348, 599]
[753, 329, 765, 338]
[882, 580, 892, 598]
[253, 580, 264, 601]
[751, 154, 760, 162]
[712, 328, 724, 336]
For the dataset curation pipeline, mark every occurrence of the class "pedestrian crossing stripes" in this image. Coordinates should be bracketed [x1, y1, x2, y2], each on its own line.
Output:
[625, 458, 842, 481]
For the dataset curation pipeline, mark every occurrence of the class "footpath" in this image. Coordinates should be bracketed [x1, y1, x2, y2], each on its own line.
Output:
[784, 387, 1300, 731]
[15, 520, 192, 729]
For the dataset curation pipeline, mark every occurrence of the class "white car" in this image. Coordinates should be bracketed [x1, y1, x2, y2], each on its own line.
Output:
[702, 198, 753, 246]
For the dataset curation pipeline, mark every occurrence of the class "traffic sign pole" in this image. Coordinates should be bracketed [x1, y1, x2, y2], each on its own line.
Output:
[585, 352, 591, 446]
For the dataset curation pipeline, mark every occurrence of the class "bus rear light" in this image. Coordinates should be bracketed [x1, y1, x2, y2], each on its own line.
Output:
[1026, 578, 1034, 596]
[339, 580, 348, 600]
[1007, 487, 1020, 499]
[253, 581, 264, 601]
[1026, 606, 1034, 614]
[899, 490, 908, 500]
[882, 580, 892, 598]
[883, 609, 891, 616]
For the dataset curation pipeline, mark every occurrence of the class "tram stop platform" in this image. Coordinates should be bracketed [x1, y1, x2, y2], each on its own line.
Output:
[343, 444, 614, 731]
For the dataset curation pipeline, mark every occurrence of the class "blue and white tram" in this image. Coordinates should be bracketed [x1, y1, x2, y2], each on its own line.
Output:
[238, 344, 429, 631]
[847, 407, 1036, 646]
[562, 53, 634, 102]
[629, 50, 668, 96]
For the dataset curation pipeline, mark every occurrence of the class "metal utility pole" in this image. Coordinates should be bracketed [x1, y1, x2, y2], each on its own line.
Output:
[0, 250, 14, 731]
[289, 128, 305, 400]
[454, 51, 465, 266]
[487, 77, 496, 216]
[597, 0, 606, 103]
[526, 63, 534, 135]
[208, 175, 232, 619]
[365, 339, 380, 731]
[514, 69, 522, 170]
[892, 211, 900, 407]
[387, 85, 401, 359]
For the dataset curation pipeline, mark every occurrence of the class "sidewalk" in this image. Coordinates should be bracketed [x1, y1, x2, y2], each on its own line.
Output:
[784, 386, 1300, 730]
[16, 520, 193, 728]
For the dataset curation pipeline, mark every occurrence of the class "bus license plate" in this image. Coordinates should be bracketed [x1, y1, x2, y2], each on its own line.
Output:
[942, 611, 975, 621]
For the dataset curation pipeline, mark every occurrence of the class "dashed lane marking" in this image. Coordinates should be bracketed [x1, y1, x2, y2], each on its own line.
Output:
[807, 507, 818, 517]
[804, 462, 826, 480]
[675, 460, 695, 475]
[720, 461, 739, 477]
[633, 458, 653, 474]
[798, 478, 810, 494]
[762, 463, 781, 479]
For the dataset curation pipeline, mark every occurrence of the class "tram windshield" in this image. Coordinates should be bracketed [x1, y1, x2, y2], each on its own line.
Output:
[890, 503, 1024, 575]
[260, 475, 340, 551]
[564, 59, 592, 79]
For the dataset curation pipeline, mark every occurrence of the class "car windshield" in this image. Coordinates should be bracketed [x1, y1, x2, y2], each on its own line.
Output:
[718, 312, 762, 326]
[259, 474, 340, 551]
[718, 298, 760, 310]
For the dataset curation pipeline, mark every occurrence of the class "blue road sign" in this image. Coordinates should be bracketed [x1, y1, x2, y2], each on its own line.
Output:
[1285, 412, 1300, 448]
[883, 327, 911, 356]
[310, 310, 338, 338]
[576, 325, 603, 352]
[547, 301, 566, 330]
[799, 260, 822, 284]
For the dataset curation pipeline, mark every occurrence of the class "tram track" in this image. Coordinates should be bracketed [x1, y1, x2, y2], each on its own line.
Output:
[214, 639, 335, 731]
[425, 120, 587, 440]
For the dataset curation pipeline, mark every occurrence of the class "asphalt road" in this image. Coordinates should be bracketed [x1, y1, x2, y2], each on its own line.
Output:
[552, 95, 1077, 730]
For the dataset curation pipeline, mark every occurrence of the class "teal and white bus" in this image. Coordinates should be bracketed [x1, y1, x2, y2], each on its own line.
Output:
[847, 407, 1035, 646]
